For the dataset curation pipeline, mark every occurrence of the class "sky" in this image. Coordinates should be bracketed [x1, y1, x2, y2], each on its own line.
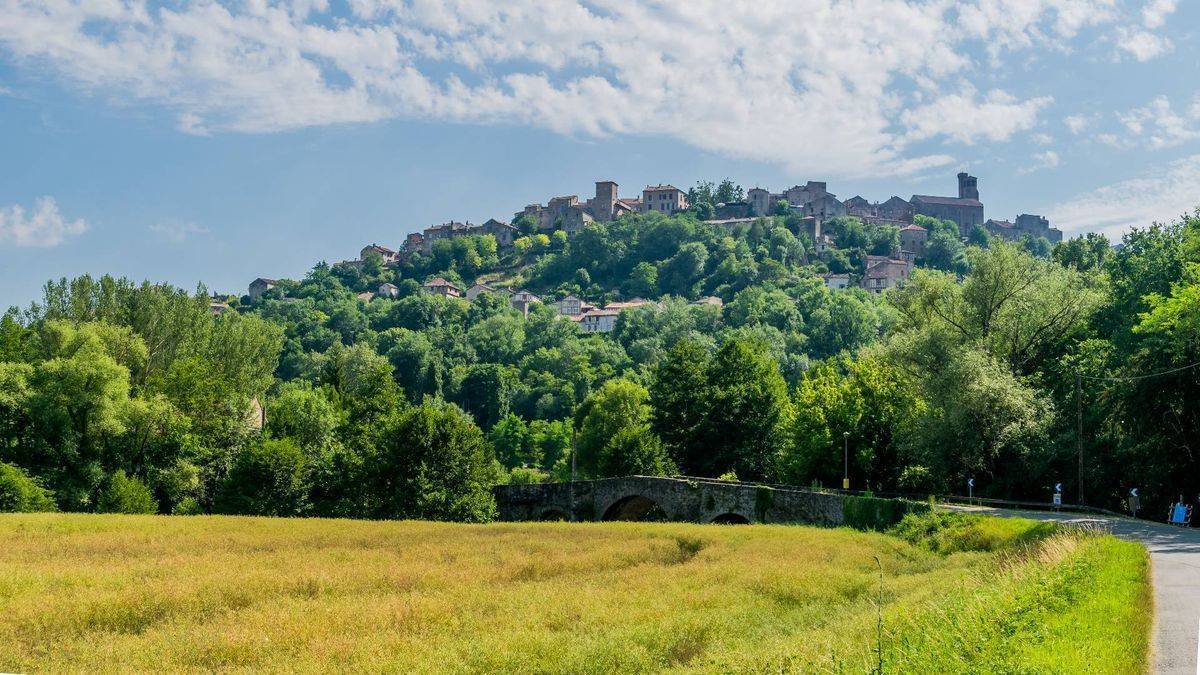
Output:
[1, 0, 1199, 306]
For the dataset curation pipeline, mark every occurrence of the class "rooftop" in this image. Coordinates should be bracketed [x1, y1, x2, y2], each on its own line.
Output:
[911, 195, 983, 207]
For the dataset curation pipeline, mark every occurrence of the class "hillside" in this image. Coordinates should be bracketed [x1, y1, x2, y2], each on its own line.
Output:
[0, 512, 1148, 672]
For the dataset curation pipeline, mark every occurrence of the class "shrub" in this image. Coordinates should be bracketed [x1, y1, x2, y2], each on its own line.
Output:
[889, 510, 1057, 554]
[0, 462, 57, 512]
[841, 495, 929, 531]
[508, 466, 551, 485]
[215, 438, 309, 517]
[97, 470, 157, 514]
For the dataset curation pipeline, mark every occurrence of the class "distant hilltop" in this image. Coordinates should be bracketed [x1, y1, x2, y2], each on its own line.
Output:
[383, 172, 1060, 261]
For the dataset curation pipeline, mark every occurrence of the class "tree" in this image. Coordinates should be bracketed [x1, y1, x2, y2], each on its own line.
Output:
[97, 470, 157, 514]
[924, 230, 968, 274]
[892, 241, 1104, 374]
[697, 339, 791, 480]
[658, 242, 708, 297]
[215, 438, 309, 516]
[381, 329, 442, 402]
[575, 379, 674, 478]
[454, 363, 513, 430]
[1053, 232, 1110, 272]
[649, 339, 711, 465]
[266, 382, 342, 452]
[488, 414, 535, 469]
[0, 462, 56, 512]
[624, 262, 659, 298]
[968, 224, 992, 249]
[361, 402, 497, 522]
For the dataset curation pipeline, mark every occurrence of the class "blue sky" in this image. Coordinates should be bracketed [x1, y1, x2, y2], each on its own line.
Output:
[2, 0, 1199, 306]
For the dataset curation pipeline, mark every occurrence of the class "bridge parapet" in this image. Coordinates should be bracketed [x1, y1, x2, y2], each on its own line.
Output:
[494, 476, 846, 525]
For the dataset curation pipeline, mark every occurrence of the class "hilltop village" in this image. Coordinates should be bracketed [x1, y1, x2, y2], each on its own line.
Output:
[245, 172, 1063, 332]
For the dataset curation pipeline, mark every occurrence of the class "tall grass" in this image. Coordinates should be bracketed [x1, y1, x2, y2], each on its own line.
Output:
[0, 512, 1148, 672]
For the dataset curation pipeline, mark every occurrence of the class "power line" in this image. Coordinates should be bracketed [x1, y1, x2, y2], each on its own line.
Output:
[1079, 360, 1200, 382]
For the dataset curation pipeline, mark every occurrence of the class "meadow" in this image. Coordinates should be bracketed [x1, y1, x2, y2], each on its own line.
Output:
[0, 512, 1149, 673]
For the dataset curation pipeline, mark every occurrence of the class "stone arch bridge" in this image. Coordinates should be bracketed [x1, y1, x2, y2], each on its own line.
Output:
[493, 476, 847, 525]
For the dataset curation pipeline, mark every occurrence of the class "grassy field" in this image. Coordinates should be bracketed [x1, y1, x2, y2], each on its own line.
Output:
[0, 512, 1149, 673]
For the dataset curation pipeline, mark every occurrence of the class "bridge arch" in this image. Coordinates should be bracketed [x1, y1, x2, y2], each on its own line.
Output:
[710, 512, 751, 525]
[602, 495, 669, 522]
[539, 508, 569, 521]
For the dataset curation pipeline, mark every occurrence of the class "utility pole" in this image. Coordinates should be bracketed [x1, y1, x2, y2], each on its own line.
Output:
[569, 432, 577, 522]
[1076, 370, 1084, 505]
[843, 431, 850, 490]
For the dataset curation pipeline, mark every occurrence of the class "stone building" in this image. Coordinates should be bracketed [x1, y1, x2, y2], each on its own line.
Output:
[518, 181, 640, 234]
[248, 277, 277, 301]
[820, 272, 851, 290]
[910, 173, 984, 235]
[359, 244, 398, 264]
[475, 218, 518, 247]
[642, 185, 688, 214]
[860, 255, 912, 294]
[748, 181, 846, 219]
[899, 224, 928, 256]
[377, 282, 401, 299]
[422, 221, 473, 253]
[879, 196, 914, 221]
[509, 290, 541, 317]
[422, 277, 461, 298]
[985, 214, 1063, 244]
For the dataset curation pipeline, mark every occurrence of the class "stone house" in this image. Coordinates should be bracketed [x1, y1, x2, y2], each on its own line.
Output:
[422, 221, 473, 253]
[510, 290, 541, 317]
[642, 185, 688, 214]
[820, 272, 851, 290]
[360, 244, 398, 264]
[554, 295, 589, 316]
[422, 277, 462, 298]
[248, 277, 277, 301]
[879, 196, 914, 221]
[578, 309, 619, 333]
[860, 256, 911, 294]
[474, 219, 518, 247]
[377, 282, 401, 299]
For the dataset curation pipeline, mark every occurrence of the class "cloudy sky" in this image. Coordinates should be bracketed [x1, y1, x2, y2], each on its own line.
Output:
[1, 0, 1198, 304]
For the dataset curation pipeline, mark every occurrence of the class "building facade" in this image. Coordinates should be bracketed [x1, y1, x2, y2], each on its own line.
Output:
[910, 173, 984, 236]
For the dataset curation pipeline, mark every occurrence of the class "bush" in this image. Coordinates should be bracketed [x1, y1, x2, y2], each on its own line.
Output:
[172, 497, 204, 515]
[889, 510, 1057, 553]
[841, 494, 929, 531]
[507, 466, 551, 485]
[0, 462, 57, 512]
[97, 470, 157, 514]
[215, 439, 309, 517]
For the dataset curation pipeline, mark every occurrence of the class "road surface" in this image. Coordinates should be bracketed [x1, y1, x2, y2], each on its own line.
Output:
[947, 505, 1200, 674]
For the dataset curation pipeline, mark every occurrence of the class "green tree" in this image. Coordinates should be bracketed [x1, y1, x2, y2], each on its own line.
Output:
[361, 402, 497, 522]
[575, 379, 674, 478]
[0, 461, 57, 512]
[697, 339, 791, 480]
[215, 438, 309, 516]
[97, 470, 157, 514]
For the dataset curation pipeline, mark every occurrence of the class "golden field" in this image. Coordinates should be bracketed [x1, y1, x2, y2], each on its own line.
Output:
[0, 513, 1149, 673]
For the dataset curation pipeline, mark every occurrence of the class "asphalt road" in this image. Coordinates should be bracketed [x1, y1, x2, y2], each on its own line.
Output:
[946, 505, 1200, 674]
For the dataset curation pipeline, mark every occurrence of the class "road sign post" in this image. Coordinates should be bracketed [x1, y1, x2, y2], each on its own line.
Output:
[967, 477, 974, 502]
[1128, 488, 1140, 519]
[1053, 483, 1063, 509]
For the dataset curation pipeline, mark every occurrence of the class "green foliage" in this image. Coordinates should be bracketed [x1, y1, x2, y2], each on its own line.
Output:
[889, 510, 1055, 553]
[215, 439, 309, 517]
[575, 379, 674, 478]
[839, 495, 929, 531]
[0, 461, 57, 512]
[97, 470, 157, 514]
[362, 402, 498, 522]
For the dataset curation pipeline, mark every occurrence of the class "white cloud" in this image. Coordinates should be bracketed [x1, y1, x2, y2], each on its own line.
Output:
[0, 197, 87, 247]
[149, 221, 209, 243]
[1047, 153, 1200, 236]
[1019, 150, 1061, 174]
[901, 89, 1052, 145]
[1065, 114, 1094, 134]
[0, 0, 1165, 176]
[1142, 0, 1177, 28]
[1114, 95, 1200, 149]
[1115, 27, 1173, 62]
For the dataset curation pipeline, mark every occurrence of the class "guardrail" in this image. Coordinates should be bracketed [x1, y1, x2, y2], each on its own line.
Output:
[666, 475, 1131, 519]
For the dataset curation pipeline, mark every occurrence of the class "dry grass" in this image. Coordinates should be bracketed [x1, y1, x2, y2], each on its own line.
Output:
[0, 513, 1147, 673]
